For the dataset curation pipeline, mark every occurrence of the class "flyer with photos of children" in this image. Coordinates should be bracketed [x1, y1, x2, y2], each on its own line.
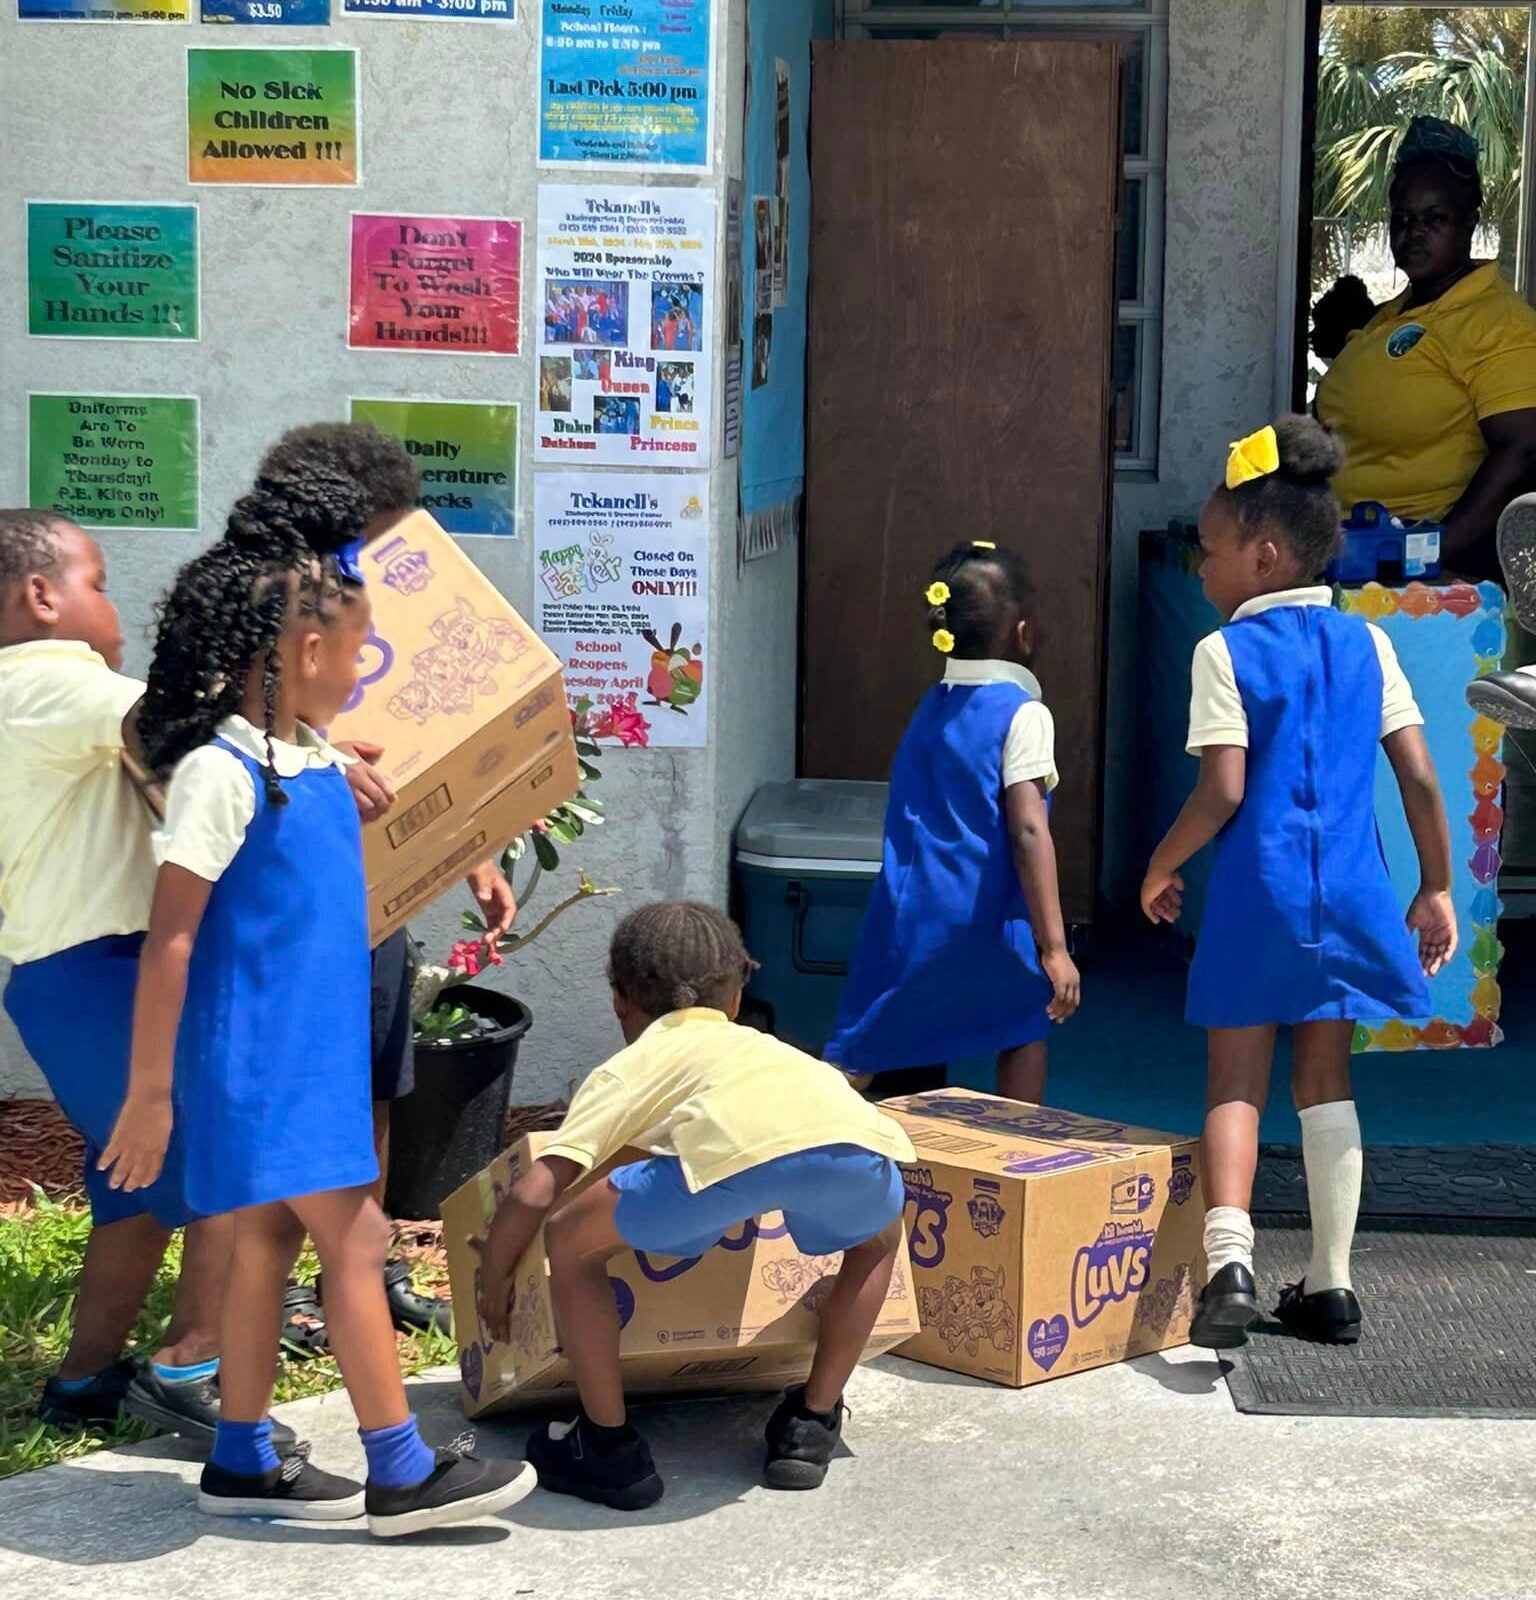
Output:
[534, 471, 709, 750]
[535, 184, 715, 469]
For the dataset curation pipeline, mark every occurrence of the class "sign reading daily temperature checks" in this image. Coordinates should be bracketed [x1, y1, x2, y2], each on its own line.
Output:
[187, 48, 359, 186]
[540, 0, 713, 170]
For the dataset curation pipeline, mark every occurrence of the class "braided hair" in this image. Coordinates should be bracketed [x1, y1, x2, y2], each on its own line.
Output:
[607, 902, 758, 1017]
[1217, 415, 1345, 578]
[139, 535, 342, 805]
[229, 422, 420, 561]
[925, 542, 1036, 659]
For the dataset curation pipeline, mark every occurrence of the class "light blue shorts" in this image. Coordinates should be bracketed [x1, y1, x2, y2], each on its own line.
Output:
[609, 1142, 906, 1259]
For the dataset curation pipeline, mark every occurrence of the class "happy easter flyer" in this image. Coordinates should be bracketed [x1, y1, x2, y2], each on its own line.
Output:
[534, 471, 709, 750]
[186, 48, 359, 185]
[535, 184, 715, 468]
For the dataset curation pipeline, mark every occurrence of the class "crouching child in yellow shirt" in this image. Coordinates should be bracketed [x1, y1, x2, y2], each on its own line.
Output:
[472, 901, 916, 1509]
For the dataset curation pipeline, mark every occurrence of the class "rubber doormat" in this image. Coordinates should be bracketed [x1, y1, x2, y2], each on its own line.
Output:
[1222, 1219, 1536, 1418]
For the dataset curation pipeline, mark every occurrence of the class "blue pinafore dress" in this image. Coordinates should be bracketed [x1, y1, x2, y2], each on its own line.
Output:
[825, 679, 1054, 1073]
[174, 740, 376, 1215]
[1187, 605, 1430, 1029]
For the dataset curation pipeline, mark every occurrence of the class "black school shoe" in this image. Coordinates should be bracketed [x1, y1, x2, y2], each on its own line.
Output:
[764, 1386, 844, 1491]
[526, 1415, 664, 1512]
[366, 1434, 536, 1539]
[199, 1443, 364, 1521]
[1188, 1262, 1262, 1350]
[1275, 1281, 1363, 1346]
[38, 1357, 138, 1429]
[125, 1363, 296, 1451]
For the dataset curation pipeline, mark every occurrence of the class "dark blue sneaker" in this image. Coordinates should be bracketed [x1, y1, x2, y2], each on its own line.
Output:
[38, 1357, 137, 1429]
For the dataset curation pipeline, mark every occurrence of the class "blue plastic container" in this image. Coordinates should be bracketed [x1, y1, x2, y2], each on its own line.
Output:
[1327, 501, 1443, 584]
[733, 779, 886, 1057]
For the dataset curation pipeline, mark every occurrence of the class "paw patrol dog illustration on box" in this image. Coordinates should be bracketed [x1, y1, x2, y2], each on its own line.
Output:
[918, 1265, 1017, 1357]
[388, 598, 530, 724]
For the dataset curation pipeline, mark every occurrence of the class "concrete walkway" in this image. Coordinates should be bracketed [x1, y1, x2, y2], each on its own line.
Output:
[1, 1348, 1532, 1600]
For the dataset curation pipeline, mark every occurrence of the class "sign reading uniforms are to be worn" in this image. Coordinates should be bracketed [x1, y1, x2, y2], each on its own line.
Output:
[27, 202, 199, 340]
[186, 48, 359, 186]
[28, 393, 200, 532]
[349, 399, 520, 538]
[539, 0, 713, 170]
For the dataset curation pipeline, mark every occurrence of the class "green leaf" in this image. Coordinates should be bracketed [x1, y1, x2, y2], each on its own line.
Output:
[579, 758, 603, 783]
[461, 910, 487, 932]
[568, 795, 605, 821]
[533, 830, 561, 872]
[546, 816, 580, 845]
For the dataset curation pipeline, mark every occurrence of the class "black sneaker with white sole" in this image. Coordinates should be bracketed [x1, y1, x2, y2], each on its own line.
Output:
[763, 1386, 844, 1491]
[1466, 667, 1536, 731]
[125, 1363, 295, 1452]
[366, 1434, 536, 1539]
[526, 1415, 664, 1511]
[198, 1443, 364, 1521]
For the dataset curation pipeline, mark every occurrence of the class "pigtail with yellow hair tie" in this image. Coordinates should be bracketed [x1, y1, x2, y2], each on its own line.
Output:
[1226, 426, 1280, 490]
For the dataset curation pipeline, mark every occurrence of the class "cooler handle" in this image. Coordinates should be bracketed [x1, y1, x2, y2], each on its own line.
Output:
[786, 881, 848, 977]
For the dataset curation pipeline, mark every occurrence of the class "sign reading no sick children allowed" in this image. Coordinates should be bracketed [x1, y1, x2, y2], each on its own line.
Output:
[536, 185, 715, 467]
[187, 48, 359, 186]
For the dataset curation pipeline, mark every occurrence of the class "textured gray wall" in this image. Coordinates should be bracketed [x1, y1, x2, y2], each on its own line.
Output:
[0, 0, 795, 1103]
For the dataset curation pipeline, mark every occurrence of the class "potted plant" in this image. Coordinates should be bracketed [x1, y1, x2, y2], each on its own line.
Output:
[383, 703, 621, 1219]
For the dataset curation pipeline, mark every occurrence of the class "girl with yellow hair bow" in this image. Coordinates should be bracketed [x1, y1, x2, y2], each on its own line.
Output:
[824, 541, 1080, 1103]
[1142, 413, 1456, 1355]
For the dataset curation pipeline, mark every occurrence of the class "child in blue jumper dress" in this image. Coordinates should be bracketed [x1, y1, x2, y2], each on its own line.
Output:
[826, 542, 1080, 1101]
[1142, 417, 1456, 1350]
[101, 528, 531, 1537]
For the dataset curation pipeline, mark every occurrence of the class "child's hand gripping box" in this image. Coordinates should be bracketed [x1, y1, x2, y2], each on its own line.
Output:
[443, 1133, 923, 1418]
[327, 511, 580, 945]
[880, 1090, 1204, 1387]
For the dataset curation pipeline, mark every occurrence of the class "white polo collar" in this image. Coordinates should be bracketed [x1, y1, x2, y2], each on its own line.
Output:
[1230, 586, 1334, 623]
[215, 714, 353, 778]
[942, 659, 1044, 698]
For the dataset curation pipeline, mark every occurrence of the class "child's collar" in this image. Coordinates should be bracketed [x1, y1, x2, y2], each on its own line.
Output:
[942, 659, 1043, 698]
[642, 1007, 731, 1037]
[1229, 585, 1333, 622]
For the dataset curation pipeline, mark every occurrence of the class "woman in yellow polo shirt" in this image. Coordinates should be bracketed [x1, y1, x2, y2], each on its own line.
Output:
[1317, 117, 1536, 579]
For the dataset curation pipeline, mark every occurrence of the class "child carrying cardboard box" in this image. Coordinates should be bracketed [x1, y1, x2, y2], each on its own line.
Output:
[471, 901, 917, 1508]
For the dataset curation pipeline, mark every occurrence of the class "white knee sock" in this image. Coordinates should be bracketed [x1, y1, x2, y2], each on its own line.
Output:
[1300, 1099, 1363, 1293]
[1202, 1205, 1255, 1275]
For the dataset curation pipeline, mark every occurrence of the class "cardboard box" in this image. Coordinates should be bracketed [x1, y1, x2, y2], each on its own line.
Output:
[881, 1090, 1204, 1387]
[443, 1133, 923, 1418]
[327, 511, 580, 944]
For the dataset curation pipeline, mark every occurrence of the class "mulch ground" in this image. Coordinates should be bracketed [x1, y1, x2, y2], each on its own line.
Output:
[0, 1097, 570, 1280]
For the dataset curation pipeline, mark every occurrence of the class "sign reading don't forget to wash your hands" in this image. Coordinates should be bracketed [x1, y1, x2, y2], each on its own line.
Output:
[186, 48, 359, 185]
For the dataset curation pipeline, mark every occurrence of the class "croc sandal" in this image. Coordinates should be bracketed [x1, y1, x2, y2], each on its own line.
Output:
[383, 1258, 453, 1337]
[280, 1280, 329, 1360]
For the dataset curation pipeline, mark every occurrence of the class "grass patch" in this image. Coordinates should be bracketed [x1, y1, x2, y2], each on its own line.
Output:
[0, 1189, 456, 1482]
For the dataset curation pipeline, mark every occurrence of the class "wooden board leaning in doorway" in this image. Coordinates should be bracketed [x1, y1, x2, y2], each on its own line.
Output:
[803, 38, 1121, 924]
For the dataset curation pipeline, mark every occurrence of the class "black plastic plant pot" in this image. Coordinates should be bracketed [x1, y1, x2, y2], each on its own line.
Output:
[385, 986, 532, 1222]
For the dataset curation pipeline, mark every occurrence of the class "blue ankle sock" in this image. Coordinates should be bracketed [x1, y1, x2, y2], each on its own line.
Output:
[359, 1416, 435, 1489]
[153, 1357, 220, 1384]
[53, 1372, 101, 1394]
[211, 1418, 279, 1478]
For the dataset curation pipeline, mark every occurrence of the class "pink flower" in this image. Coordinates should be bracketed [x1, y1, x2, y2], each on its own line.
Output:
[606, 695, 650, 749]
[448, 938, 484, 978]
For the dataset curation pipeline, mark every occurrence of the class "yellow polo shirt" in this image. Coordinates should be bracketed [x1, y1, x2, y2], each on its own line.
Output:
[1318, 264, 1536, 522]
[543, 1009, 917, 1192]
[0, 640, 156, 965]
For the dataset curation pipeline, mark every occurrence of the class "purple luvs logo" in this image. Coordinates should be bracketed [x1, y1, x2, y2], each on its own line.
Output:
[1027, 1314, 1069, 1372]
[968, 1194, 1006, 1239]
[1111, 1172, 1156, 1216]
[632, 1215, 791, 1284]
[1071, 1222, 1155, 1328]
[461, 1342, 484, 1401]
[610, 1276, 636, 1331]
[342, 626, 395, 714]
[1002, 1148, 1099, 1176]
[1168, 1155, 1196, 1207]
[903, 1169, 954, 1269]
